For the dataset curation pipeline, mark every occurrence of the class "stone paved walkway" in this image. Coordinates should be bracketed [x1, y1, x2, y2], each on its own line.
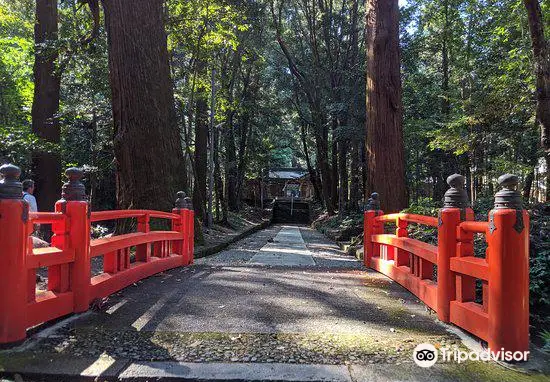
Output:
[1, 226, 548, 381]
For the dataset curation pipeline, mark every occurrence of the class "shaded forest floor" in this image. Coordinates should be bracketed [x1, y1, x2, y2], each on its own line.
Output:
[194, 205, 272, 258]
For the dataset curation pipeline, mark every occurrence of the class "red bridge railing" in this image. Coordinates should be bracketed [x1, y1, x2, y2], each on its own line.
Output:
[364, 174, 530, 355]
[0, 165, 194, 344]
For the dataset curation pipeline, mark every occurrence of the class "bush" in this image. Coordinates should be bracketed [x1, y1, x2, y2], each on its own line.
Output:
[402, 197, 440, 216]
[529, 203, 550, 332]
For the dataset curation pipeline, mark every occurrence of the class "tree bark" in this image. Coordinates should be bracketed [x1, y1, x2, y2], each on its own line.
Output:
[366, 0, 408, 212]
[193, 84, 208, 222]
[31, 0, 62, 212]
[225, 116, 239, 211]
[235, 68, 258, 210]
[213, 124, 227, 223]
[315, 111, 334, 214]
[236, 112, 251, 210]
[300, 122, 322, 201]
[523, 171, 534, 200]
[102, 0, 185, 212]
[523, 0, 550, 200]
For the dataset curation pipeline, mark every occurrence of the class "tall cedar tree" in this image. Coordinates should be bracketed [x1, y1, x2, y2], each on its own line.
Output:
[366, 0, 408, 212]
[102, 0, 186, 211]
[523, 0, 550, 199]
[193, 82, 208, 222]
[31, 0, 62, 212]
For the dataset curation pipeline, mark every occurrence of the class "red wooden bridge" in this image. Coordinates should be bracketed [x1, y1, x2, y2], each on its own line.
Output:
[0, 165, 194, 344]
[0, 165, 530, 358]
[363, 174, 529, 355]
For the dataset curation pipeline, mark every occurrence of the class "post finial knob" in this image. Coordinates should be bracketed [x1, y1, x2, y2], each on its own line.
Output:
[494, 174, 522, 209]
[175, 191, 186, 209]
[0, 164, 23, 199]
[444, 174, 469, 208]
[184, 196, 193, 209]
[61, 167, 87, 201]
[367, 192, 380, 211]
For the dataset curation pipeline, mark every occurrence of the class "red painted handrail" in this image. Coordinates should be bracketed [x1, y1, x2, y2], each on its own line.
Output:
[90, 231, 183, 257]
[90, 209, 181, 223]
[459, 221, 488, 233]
[371, 234, 437, 264]
[29, 212, 66, 224]
[375, 213, 438, 227]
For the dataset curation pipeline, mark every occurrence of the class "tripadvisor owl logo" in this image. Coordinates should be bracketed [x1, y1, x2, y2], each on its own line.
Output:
[412, 342, 530, 367]
[413, 343, 438, 368]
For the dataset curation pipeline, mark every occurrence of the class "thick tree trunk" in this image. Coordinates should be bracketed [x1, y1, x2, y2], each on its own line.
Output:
[236, 113, 251, 209]
[31, 0, 62, 212]
[524, 0, 550, 199]
[315, 116, 334, 214]
[193, 87, 208, 222]
[102, 0, 185, 212]
[523, 171, 534, 200]
[366, 0, 408, 212]
[524, 0, 550, 152]
[213, 124, 227, 223]
[300, 122, 322, 201]
[225, 115, 239, 212]
[235, 70, 257, 209]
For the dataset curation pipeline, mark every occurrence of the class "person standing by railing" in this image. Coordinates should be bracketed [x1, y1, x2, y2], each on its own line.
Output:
[22, 179, 48, 247]
[22, 179, 38, 213]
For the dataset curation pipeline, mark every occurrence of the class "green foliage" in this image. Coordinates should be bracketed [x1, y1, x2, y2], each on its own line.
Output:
[401, 0, 544, 202]
[529, 204, 550, 331]
[0, 1, 34, 167]
[541, 330, 550, 353]
[400, 199, 439, 245]
[402, 197, 440, 216]
[0, 125, 58, 169]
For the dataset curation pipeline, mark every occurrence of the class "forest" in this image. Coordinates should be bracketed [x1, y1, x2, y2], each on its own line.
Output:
[0, 0, 549, 344]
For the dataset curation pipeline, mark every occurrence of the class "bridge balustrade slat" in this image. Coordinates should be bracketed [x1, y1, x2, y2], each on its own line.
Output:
[374, 213, 438, 227]
[90, 231, 183, 258]
[450, 256, 489, 281]
[371, 234, 437, 264]
[90, 210, 181, 223]
[27, 247, 75, 269]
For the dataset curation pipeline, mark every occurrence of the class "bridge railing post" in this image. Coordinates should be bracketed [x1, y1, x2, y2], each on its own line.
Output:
[486, 174, 529, 353]
[437, 174, 473, 323]
[363, 193, 382, 267]
[185, 196, 195, 264]
[395, 215, 408, 266]
[59, 168, 91, 313]
[135, 212, 151, 263]
[0, 164, 29, 343]
[172, 191, 188, 266]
